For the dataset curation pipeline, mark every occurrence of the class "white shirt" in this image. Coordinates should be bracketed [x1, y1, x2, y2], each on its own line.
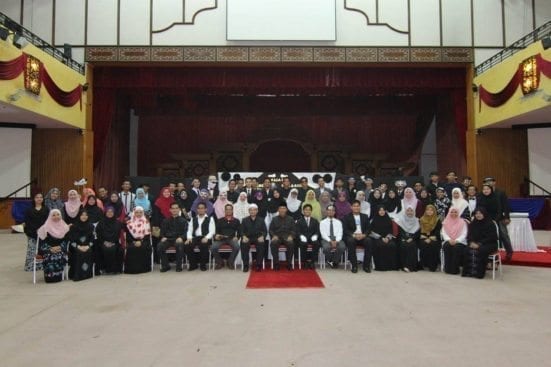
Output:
[187, 215, 215, 239]
[353, 214, 362, 234]
[467, 197, 477, 214]
[319, 217, 343, 242]
[119, 191, 135, 215]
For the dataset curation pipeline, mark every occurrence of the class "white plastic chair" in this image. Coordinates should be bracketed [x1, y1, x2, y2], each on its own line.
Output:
[488, 221, 503, 280]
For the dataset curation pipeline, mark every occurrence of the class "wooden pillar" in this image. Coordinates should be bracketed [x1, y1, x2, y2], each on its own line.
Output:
[83, 64, 94, 187]
[465, 64, 479, 185]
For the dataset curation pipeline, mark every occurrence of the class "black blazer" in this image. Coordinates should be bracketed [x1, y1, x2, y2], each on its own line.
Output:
[241, 216, 267, 239]
[342, 213, 370, 238]
[296, 216, 320, 242]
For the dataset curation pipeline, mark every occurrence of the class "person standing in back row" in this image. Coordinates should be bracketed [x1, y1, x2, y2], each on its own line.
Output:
[483, 177, 513, 261]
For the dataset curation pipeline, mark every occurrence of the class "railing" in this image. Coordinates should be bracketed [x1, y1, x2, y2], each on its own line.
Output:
[0, 12, 85, 75]
[524, 177, 551, 197]
[0, 179, 37, 202]
[475, 20, 551, 76]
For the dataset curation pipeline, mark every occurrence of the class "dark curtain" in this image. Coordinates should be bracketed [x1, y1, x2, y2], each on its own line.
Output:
[0, 54, 24, 79]
[40, 66, 82, 108]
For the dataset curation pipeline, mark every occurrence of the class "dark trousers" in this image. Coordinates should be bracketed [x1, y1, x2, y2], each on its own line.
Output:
[443, 241, 464, 274]
[184, 237, 210, 267]
[240, 239, 266, 266]
[299, 241, 319, 263]
[270, 237, 295, 264]
[498, 221, 513, 254]
[419, 239, 441, 271]
[158, 238, 185, 269]
[345, 236, 373, 269]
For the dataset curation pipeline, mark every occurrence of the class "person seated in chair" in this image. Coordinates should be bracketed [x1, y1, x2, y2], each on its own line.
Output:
[212, 204, 241, 269]
[240, 204, 267, 272]
[296, 204, 320, 269]
[462, 207, 498, 279]
[185, 202, 215, 271]
[343, 200, 372, 273]
[158, 202, 188, 272]
[269, 203, 296, 271]
[320, 205, 346, 269]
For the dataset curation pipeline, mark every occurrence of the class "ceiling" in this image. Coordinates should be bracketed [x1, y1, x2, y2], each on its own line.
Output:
[490, 103, 551, 128]
[0, 99, 73, 128]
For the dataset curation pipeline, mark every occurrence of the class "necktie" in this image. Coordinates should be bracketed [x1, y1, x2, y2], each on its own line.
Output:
[306, 217, 310, 227]
[329, 219, 335, 241]
[124, 193, 129, 213]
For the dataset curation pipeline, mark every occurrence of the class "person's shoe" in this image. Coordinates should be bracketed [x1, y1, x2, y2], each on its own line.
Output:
[255, 264, 262, 272]
[309, 262, 316, 270]
[505, 252, 513, 262]
[160, 266, 171, 273]
[200, 264, 207, 271]
[286, 263, 293, 271]
[227, 262, 234, 270]
[188, 264, 198, 271]
[274, 263, 280, 271]
[326, 261, 334, 269]
[351, 266, 358, 273]
[363, 266, 371, 273]
[243, 264, 249, 272]
[331, 262, 339, 269]
[215, 262, 224, 270]
[403, 267, 410, 273]
[175, 266, 183, 272]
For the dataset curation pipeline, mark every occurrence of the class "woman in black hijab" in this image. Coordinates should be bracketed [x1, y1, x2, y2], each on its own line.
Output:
[476, 184, 501, 221]
[369, 205, 398, 271]
[383, 189, 401, 217]
[95, 206, 123, 274]
[67, 210, 95, 281]
[462, 207, 498, 278]
[108, 191, 125, 220]
[84, 195, 104, 224]
[23, 193, 49, 271]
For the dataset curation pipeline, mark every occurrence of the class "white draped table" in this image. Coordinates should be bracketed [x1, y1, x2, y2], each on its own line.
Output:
[508, 213, 538, 252]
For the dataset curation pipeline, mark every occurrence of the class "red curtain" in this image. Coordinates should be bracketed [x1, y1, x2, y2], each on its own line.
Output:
[536, 53, 551, 78]
[0, 54, 25, 79]
[479, 66, 522, 110]
[40, 66, 82, 109]
[92, 88, 117, 168]
[453, 89, 467, 154]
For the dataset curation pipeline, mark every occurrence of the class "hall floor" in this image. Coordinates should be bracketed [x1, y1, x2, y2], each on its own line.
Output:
[1, 232, 550, 367]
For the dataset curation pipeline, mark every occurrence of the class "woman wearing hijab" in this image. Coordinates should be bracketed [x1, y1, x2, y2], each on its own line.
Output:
[67, 210, 95, 281]
[462, 207, 498, 278]
[319, 191, 333, 219]
[133, 188, 152, 218]
[285, 188, 303, 220]
[64, 189, 82, 225]
[23, 193, 49, 272]
[213, 190, 230, 219]
[83, 195, 104, 224]
[95, 206, 123, 274]
[81, 187, 104, 211]
[400, 187, 424, 218]
[334, 191, 352, 220]
[384, 189, 401, 219]
[418, 204, 442, 272]
[395, 206, 420, 272]
[234, 192, 251, 222]
[177, 189, 193, 215]
[441, 206, 468, 275]
[434, 188, 451, 222]
[153, 187, 175, 227]
[108, 191, 125, 221]
[267, 189, 285, 217]
[124, 206, 152, 274]
[302, 189, 322, 221]
[190, 189, 215, 217]
[44, 188, 65, 213]
[370, 206, 397, 271]
[37, 209, 70, 283]
[451, 187, 470, 220]
[476, 184, 501, 222]
[355, 191, 371, 217]
[368, 188, 384, 208]
[418, 189, 432, 210]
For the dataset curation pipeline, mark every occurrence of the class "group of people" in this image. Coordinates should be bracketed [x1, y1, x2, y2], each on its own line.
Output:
[23, 171, 512, 283]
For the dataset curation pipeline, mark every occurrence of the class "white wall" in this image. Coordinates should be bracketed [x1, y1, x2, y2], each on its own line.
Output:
[528, 127, 551, 195]
[1, 0, 550, 64]
[0, 127, 32, 197]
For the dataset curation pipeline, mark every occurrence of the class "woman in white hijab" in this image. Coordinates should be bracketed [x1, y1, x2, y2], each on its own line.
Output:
[355, 191, 371, 217]
[233, 192, 250, 223]
[394, 206, 420, 272]
[285, 188, 302, 220]
[450, 187, 470, 220]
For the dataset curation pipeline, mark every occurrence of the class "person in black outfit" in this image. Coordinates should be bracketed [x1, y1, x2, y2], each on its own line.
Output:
[462, 207, 499, 278]
[212, 203, 241, 269]
[342, 200, 372, 273]
[269, 203, 296, 271]
[240, 203, 268, 272]
[296, 204, 320, 269]
[184, 202, 215, 271]
[483, 177, 513, 260]
[158, 202, 188, 272]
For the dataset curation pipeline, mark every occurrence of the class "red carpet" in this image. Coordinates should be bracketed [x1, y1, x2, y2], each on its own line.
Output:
[501, 247, 551, 268]
[246, 268, 325, 289]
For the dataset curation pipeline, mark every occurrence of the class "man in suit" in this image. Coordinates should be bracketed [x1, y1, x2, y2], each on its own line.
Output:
[343, 200, 372, 273]
[269, 203, 297, 271]
[296, 204, 320, 269]
[484, 176, 513, 260]
[158, 202, 188, 272]
[240, 203, 268, 272]
[314, 177, 331, 199]
[212, 203, 241, 269]
[119, 180, 136, 217]
[188, 178, 202, 203]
